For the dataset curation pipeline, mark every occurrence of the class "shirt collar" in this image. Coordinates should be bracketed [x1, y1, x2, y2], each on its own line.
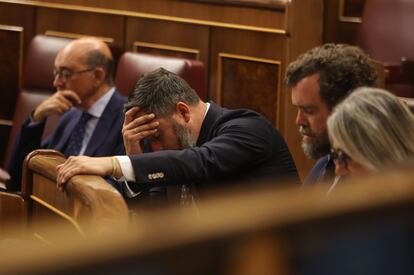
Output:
[86, 87, 115, 118]
[203, 102, 210, 119]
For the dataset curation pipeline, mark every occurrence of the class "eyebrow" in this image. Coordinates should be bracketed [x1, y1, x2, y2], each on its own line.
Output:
[297, 105, 318, 111]
[54, 66, 71, 71]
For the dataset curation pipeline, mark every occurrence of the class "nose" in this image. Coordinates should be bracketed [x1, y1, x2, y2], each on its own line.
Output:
[295, 110, 307, 126]
[53, 74, 64, 90]
[334, 160, 349, 177]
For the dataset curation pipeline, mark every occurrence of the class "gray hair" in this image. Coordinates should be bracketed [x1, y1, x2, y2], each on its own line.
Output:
[327, 87, 414, 171]
[85, 49, 114, 85]
[124, 68, 200, 116]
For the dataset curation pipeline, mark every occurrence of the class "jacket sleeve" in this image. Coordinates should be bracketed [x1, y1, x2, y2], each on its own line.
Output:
[7, 117, 46, 191]
[127, 117, 274, 192]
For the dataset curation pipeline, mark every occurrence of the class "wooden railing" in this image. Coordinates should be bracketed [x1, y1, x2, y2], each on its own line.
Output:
[21, 149, 129, 241]
[1, 165, 414, 273]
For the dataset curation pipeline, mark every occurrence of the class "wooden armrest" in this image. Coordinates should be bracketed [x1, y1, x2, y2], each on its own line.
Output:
[22, 149, 129, 237]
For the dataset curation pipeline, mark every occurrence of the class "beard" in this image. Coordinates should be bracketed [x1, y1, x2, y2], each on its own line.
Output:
[172, 120, 197, 149]
[299, 125, 331, 159]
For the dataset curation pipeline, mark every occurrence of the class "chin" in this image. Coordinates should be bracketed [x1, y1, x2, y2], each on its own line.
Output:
[302, 135, 314, 142]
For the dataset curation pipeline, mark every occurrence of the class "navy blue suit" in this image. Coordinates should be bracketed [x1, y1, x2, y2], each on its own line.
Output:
[304, 154, 335, 185]
[8, 90, 126, 191]
[127, 102, 299, 195]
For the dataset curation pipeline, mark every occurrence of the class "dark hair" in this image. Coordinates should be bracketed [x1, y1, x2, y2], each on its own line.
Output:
[85, 49, 114, 84]
[124, 68, 200, 116]
[285, 43, 377, 109]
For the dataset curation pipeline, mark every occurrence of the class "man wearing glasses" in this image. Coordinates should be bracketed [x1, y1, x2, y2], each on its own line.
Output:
[7, 37, 126, 192]
[285, 44, 377, 186]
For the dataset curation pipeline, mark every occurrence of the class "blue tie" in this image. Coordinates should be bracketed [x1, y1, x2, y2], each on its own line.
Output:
[64, 112, 92, 157]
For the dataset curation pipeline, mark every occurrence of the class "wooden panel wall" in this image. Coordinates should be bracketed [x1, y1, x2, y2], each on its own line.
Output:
[0, 3, 34, 165]
[324, 0, 365, 44]
[0, 25, 23, 165]
[0, 0, 324, 180]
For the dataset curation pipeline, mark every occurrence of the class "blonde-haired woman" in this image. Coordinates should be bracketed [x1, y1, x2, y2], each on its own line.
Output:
[327, 87, 414, 178]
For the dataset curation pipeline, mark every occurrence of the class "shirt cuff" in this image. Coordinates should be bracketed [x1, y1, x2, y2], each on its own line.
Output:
[28, 112, 44, 126]
[115, 156, 135, 182]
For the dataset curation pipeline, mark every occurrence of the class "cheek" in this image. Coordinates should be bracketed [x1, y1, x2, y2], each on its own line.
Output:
[162, 136, 179, 150]
[161, 132, 180, 150]
[347, 160, 368, 176]
[308, 115, 326, 133]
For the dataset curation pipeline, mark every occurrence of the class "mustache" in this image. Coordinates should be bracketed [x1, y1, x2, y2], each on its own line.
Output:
[299, 125, 315, 137]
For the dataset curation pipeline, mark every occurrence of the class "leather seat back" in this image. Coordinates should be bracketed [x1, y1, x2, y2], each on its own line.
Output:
[4, 35, 71, 169]
[115, 52, 206, 100]
[357, 0, 414, 97]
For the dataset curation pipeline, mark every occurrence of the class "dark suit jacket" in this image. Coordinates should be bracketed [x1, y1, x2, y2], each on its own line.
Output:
[8, 89, 126, 191]
[304, 154, 335, 185]
[127, 102, 299, 194]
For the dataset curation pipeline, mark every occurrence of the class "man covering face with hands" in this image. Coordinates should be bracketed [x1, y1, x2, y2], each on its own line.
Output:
[57, 68, 299, 203]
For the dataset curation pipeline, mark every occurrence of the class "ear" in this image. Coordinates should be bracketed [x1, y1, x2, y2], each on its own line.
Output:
[175, 102, 191, 123]
[93, 67, 106, 86]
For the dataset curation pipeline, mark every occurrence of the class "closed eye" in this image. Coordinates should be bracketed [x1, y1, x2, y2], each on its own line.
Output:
[299, 106, 317, 115]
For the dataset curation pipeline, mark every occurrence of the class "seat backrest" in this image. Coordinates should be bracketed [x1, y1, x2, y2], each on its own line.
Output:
[357, 0, 414, 97]
[115, 52, 206, 100]
[4, 93, 59, 169]
[3, 35, 71, 169]
[23, 35, 72, 93]
[357, 0, 414, 65]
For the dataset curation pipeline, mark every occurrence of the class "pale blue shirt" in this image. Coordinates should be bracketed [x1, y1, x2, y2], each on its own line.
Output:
[79, 87, 115, 155]
[117, 102, 210, 198]
[30, 87, 116, 155]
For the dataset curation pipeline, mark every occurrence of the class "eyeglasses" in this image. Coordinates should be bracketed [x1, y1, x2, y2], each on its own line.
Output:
[53, 67, 95, 83]
[330, 148, 351, 167]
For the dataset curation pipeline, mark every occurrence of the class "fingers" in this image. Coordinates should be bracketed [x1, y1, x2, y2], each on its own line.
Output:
[123, 107, 140, 126]
[33, 91, 78, 122]
[60, 90, 82, 106]
[56, 156, 87, 192]
[123, 112, 158, 132]
[56, 156, 112, 192]
[0, 168, 10, 182]
[123, 111, 159, 141]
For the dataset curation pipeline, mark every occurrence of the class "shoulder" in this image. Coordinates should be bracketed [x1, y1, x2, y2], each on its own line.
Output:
[217, 107, 278, 136]
[304, 155, 332, 185]
[112, 89, 127, 104]
[104, 89, 127, 113]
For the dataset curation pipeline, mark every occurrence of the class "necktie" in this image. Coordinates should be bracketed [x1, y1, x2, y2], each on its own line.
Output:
[64, 112, 93, 157]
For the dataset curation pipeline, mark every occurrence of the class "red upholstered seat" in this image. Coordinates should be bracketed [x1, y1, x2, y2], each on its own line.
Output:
[357, 0, 414, 97]
[3, 35, 71, 169]
[23, 35, 72, 92]
[114, 52, 206, 100]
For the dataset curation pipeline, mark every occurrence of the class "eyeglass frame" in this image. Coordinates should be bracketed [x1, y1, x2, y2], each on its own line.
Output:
[53, 67, 95, 83]
[330, 148, 351, 167]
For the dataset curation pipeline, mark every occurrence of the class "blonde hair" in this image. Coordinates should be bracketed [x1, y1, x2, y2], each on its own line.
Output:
[327, 87, 414, 171]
